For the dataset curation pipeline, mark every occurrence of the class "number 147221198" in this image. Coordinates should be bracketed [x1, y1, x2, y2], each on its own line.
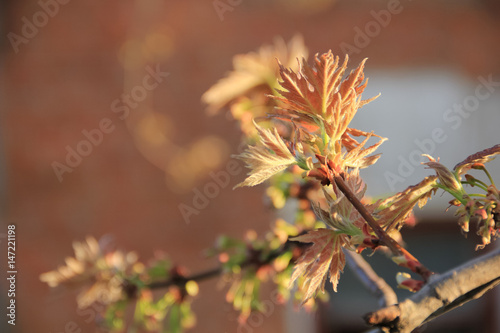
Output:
[7, 225, 15, 271]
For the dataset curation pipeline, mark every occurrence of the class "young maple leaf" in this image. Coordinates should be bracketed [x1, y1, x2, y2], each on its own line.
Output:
[423, 155, 464, 194]
[423, 144, 500, 249]
[312, 168, 367, 233]
[372, 176, 438, 232]
[202, 35, 308, 114]
[270, 51, 384, 157]
[337, 132, 387, 169]
[233, 121, 296, 188]
[453, 144, 500, 175]
[289, 229, 347, 304]
[40, 237, 138, 309]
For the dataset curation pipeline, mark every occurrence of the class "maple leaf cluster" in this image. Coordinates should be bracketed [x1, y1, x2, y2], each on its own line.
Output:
[234, 51, 386, 190]
[424, 144, 500, 249]
[232, 51, 393, 303]
[40, 237, 199, 332]
[202, 35, 308, 138]
[38, 36, 500, 333]
[39, 236, 138, 309]
[230, 46, 500, 303]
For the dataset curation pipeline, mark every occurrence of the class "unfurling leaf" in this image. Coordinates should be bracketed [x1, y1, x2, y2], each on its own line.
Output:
[234, 122, 296, 188]
[267, 51, 385, 175]
[270, 51, 383, 152]
[423, 155, 464, 193]
[289, 229, 347, 304]
[39, 236, 139, 309]
[202, 35, 308, 114]
[311, 169, 366, 237]
[454, 144, 500, 175]
[341, 133, 387, 169]
[373, 176, 438, 232]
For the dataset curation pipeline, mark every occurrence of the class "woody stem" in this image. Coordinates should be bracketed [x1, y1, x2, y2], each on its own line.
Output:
[332, 173, 434, 280]
[145, 239, 302, 290]
[332, 174, 400, 253]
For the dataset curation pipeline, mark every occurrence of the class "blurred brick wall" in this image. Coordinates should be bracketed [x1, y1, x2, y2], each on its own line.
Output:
[2, 0, 500, 333]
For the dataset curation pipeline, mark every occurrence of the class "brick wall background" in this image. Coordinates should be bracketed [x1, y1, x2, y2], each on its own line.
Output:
[1, 0, 500, 332]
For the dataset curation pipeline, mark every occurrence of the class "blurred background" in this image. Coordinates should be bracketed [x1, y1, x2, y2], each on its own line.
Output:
[1, 0, 500, 332]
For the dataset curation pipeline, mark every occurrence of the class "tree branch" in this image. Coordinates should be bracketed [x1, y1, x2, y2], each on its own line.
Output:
[147, 266, 223, 289]
[145, 240, 300, 290]
[364, 247, 500, 333]
[344, 250, 398, 307]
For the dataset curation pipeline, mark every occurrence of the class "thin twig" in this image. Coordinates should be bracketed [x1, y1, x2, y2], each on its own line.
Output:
[147, 266, 223, 289]
[145, 240, 299, 290]
[344, 250, 398, 307]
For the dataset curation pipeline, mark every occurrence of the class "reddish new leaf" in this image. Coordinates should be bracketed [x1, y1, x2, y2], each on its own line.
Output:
[270, 51, 385, 171]
[272, 52, 379, 144]
[290, 229, 347, 303]
[454, 144, 500, 175]
[373, 176, 438, 232]
[233, 121, 296, 188]
[202, 35, 308, 114]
